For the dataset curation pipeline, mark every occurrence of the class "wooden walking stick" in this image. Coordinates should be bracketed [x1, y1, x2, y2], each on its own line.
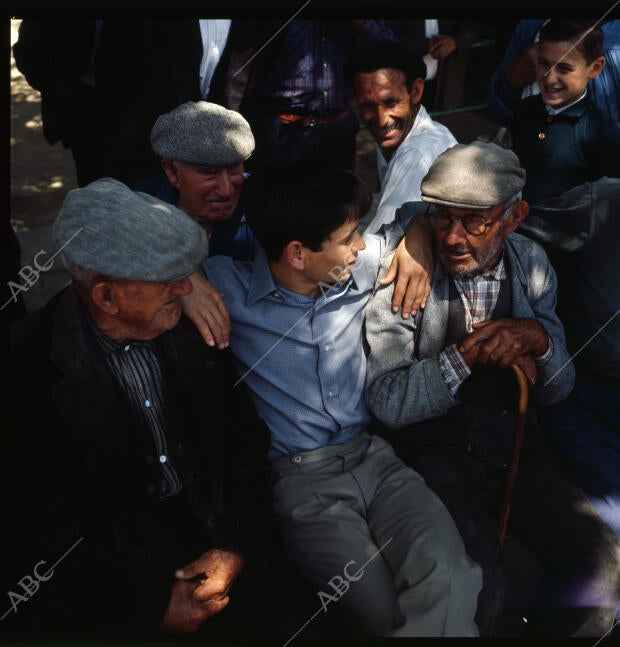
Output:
[498, 363, 530, 547]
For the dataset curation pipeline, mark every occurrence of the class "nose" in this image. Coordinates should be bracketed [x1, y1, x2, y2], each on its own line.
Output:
[172, 277, 193, 296]
[443, 217, 468, 244]
[353, 230, 366, 252]
[545, 63, 559, 83]
[215, 169, 233, 198]
[376, 105, 390, 127]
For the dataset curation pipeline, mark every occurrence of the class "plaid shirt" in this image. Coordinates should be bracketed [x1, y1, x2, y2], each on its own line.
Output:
[439, 256, 552, 396]
[439, 257, 507, 396]
[260, 19, 394, 114]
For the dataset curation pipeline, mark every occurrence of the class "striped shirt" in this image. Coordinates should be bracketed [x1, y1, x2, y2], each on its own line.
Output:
[86, 315, 183, 500]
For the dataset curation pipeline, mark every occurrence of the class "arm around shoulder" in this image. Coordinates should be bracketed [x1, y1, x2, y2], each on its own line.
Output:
[364, 253, 457, 428]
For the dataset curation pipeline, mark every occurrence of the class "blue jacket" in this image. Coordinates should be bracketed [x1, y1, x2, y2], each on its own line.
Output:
[513, 93, 620, 205]
[133, 173, 260, 262]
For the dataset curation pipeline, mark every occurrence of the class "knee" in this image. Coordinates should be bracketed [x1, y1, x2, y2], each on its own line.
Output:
[409, 536, 484, 598]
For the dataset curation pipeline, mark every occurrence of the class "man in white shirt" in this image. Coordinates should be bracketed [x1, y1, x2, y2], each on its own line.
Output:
[347, 42, 457, 234]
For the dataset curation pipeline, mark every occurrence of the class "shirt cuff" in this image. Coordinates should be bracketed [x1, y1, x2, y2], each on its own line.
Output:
[439, 344, 472, 397]
[534, 335, 553, 366]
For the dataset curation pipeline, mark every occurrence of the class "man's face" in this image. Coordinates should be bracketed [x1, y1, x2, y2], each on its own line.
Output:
[353, 68, 423, 158]
[536, 39, 604, 109]
[434, 203, 514, 279]
[110, 278, 193, 340]
[168, 162, 244, 227]
[303, 218, 367, 288]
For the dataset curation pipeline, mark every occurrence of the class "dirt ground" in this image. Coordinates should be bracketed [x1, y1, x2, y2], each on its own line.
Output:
[9, 18, 500, 314]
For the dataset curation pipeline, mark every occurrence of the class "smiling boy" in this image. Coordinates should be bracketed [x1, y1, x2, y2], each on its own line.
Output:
[512, 19, 620, 205]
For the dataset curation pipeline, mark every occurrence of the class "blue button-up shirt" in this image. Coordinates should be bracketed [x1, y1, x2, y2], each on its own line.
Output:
[203, 218, 409, 458]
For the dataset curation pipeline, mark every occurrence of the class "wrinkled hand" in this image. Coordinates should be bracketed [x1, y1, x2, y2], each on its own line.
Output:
[175, 549, 246, 605]
[160, 579, 229, 635]
[504, 43, 538, 90]
[511, 354, 537, 386]
[458, 318, 548, 382]
[379, 220, 433, 318]
[181, 271, 231, 349]
[428, 35, 457, 61]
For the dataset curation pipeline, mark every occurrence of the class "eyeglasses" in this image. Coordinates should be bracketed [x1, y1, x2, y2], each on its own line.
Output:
[426, 203, 514, 236]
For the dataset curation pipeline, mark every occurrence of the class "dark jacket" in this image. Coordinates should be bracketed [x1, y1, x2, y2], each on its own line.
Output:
[513, 93, 620, 205]
[5, 287, 271, 636]
[520, 178, 620, 379]
[13, 19, 204, 185]
[207, 19, 284, 112]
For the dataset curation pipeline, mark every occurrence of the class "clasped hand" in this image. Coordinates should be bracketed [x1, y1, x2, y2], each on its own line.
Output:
[160, 549, 245, 635]
[458, 318, 549, 384]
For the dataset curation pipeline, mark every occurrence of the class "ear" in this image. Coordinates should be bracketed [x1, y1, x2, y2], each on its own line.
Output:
[283, 241, 306, 271]
[587, 56, 605, 80]
[409, 77, 425, 107]
[504, 200, 529, 233]
[162, 159, 181, 188]
[90, 281, 120, 316]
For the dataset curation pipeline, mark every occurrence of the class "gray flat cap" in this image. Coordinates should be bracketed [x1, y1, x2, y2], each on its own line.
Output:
[151, 101, 255, 167]
[53, 177, 209, 282]
[421, 142, 526, 209]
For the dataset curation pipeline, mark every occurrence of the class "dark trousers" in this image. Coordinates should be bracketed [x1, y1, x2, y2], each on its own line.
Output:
[539, 368, 620, 545]
[245, 108, 359, 172]
[384, 433, 620, 637]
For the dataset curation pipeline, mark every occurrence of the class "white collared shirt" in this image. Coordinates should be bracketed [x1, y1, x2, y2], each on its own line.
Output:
[545, 89, 588, 115]
[198, 19, 231, 99]
[365, 105, 457, 235]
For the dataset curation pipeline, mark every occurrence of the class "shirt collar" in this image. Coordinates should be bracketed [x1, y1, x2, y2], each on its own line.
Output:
[545, 88, 588, 116]
[247, 248, 358, 305]
[248, 249, 279, 305]
[482, 254, 506, 281]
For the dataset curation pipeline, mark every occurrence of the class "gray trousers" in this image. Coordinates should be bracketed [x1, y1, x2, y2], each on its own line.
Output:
[272, 432, 482, 637]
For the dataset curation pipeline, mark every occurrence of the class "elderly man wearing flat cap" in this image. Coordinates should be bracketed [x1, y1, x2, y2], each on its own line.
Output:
[364, 142, 620, 637]
[6, 179, 271, 638]
[135, 101, 259, 263]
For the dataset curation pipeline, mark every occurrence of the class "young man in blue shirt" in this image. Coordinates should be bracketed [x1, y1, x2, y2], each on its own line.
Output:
[182, 162, 482, 636]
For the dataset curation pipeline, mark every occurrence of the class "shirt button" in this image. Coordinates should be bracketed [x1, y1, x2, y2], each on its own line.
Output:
[323, 91, 328, 97]
[292, 455, 302, 464]
[159, 455, 167, 463]
[325, 345, 330, 351]
[145, 399, 151, 408]
[538, 132, 546, 140]
[472, 316, 481, 324]
[124, 344, 130, 352]
[328, 391, 334, 397]
[323, 62, 327, 69]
